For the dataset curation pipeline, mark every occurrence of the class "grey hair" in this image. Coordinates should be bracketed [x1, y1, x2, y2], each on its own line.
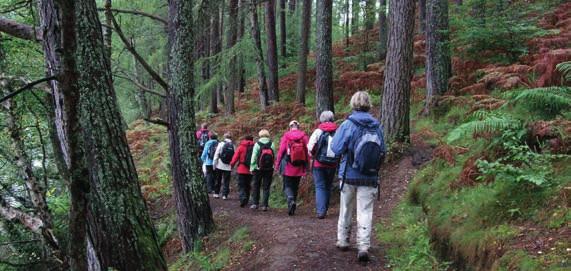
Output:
[350, 91, 372, 112]
[223, 132, 232, 139]
[319, 111, 335, 123]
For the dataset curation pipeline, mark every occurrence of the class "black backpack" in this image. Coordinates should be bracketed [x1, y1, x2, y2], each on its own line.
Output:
[199, 130, 209, 148]
[315, 131, 339, 165]
[347, 118, 385, 176]
[257, 142, 274, 171]
[207, 141, 218, 160]
[242, 144, 254, 167]
[219, 142, 234, 164]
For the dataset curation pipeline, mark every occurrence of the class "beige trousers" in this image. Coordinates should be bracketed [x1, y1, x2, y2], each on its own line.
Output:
[336, 183, 377, 252]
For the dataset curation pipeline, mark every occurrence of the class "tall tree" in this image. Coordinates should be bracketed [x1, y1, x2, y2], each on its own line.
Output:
[351, 0, 359, 35]
[238, 0, 247, 93]
[265, 0, 279, 102]
[315, 0, 334, 116]
[74, 0, 166, 269]
[424, 0, 451, 114]
[225, 0, 239, 114]
[364, 0, 376, 30]
[167, 0, 216, 253]
[279, 0, 287, 57]
[381, 0, 415, 143]
[295, 0, 312, 104]
[344, 0, 350, 47]
[377, 0, 388, 59]
[210, 1, 221, 114]
[249, 0, 269, 110]
[103, 0, 112, 59]
[419, 0, 427, 34]
[288, 0, 296, 12]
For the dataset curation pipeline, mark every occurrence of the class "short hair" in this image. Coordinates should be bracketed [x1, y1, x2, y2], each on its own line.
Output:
[350, 91, 372, 112]
[244, 135, 254, 141]
[210, 133, 218, 140]
[259, 129, 270, 138]
[319, 111, 335, 123]
[201, 123, 208, 129]
[224, 132, 232, 139]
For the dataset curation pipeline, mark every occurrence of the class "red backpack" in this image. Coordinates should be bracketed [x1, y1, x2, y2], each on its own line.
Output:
[258, 142, 274, 171]
[288, 138, 308, 166]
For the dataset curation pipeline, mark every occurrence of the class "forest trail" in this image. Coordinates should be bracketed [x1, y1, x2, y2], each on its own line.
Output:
[208, 154, 419, 271]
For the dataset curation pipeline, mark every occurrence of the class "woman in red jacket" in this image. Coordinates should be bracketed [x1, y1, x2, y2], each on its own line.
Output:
[231, 135, 255, 207]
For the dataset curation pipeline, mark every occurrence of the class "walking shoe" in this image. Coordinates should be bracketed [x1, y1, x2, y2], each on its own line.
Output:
[222, 195, 228, 200]
[317, 213, 326, 219]
[336, 242, 349, 251]
[213, 194, 220, 198]
[250, 204, 258, 210]
[357, 251, 369, 262]
[288, 201, 296, 216]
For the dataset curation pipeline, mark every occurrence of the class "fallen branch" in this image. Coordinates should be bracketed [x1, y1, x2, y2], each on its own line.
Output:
[110, 15, 169, 91]
[0, 76, 57, 103]
[144, 118, 169, 128]
[97, 7, 168, 25]
[0, 17, 42, 42]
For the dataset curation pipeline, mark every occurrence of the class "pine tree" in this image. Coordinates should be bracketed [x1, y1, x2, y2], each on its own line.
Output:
[377, 0, 388, 59]
[279, 0, 287, 58]
[381, 0, 415, 143]
[351, 0, 360, 35]
[364, 0, 376, 30]
[225, 0, 239, 114]
[419, 0, 427, 34]
[249, 0, 269, 109]
[316, 0, 334, 117]
[296, 0, 312, 104]
[265, 0, 280, 102]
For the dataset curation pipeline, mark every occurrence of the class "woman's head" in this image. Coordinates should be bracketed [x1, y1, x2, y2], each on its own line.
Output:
[201, 123, 208, 129]
[319, 111, 335, 123]
[350, 91, 372, 112]
[258, 129, 270, 138]
[223, 132, 232, 140]
[210, 133, 218, 140]
[289, 120, 300, 130]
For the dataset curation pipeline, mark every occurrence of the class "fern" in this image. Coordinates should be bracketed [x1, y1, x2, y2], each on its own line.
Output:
[556, 61, 571, 84]
[503, 87, 571, 118]
[447, 114, 522, 143]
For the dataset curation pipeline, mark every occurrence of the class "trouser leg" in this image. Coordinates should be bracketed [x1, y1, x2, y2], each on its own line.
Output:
[206, 165, 214, 193]
[222, 170, 231, 197]
[213, 169, 221, 194]
[261, 171, 273, 207]
[313, 168, 327, 215]
[337, 183, 356, 246]
[356, 186, 377, 252]
[251, 172, 261, 205]
[324, 168, 335, 213]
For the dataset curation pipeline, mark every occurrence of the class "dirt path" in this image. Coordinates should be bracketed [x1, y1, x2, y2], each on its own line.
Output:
[209, 155, 419, 271]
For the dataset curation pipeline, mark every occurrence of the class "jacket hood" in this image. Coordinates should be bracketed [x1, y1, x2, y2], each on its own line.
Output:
[348, 111, 380, 128]
[318, 122, 337, 132]
[240, 139, 254, 146]
[285, 129, 306, 140]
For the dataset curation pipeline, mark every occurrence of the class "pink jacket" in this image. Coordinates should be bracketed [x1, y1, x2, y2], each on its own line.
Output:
[275, 129, 309, 177]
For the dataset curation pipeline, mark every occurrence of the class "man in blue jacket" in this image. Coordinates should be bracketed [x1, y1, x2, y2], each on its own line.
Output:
[201, 133, 219, 195]
[331, 91, 386, 262]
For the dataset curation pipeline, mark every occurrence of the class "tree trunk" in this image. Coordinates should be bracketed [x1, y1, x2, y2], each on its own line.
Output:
[265, 0, 279, 103]
[279, 0, 287, 58]
[74, 0, 166, 269]
[132, 45, 151, 119]
[225, 0, 239, 114]
[295, 0, 312, 105]
[288, 0, 296, 13]
[167, 0, 215, 253]
[419, 0, 426, 34]
[471, 0, 485, 25]
[103, 0, 112, 60]
[381, 0, 415, 143]
[238, 0, 246, 93]
[315, 0, 334, 117]
[210, 2, 221, 114]
[344, 0, 350, 48]
[250, 0, 269, 110]
[424, 0, 451, 114]
[364, 0, 375, 30]
[377, 0, 388, 60]
[351, 0, 359, 35]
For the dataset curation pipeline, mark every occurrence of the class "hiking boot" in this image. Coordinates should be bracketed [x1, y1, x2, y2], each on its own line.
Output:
[288, 201, 296, 216]
[213, 194, 220, 198]
[336, 242, 349, 252]
[357, 251, 369, 262]
[317, 213, 326, 219]
[250, 204, 258, 210]
[222, 195, 228, 200]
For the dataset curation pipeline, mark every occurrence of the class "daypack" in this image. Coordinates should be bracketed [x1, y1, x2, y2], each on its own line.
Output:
[348, 118, 385, 176]
[207, 141, 218, 160]
[315, 131, 339, 166]
[288, 138, 308, 166]
[258, 142, 274, 171]
[199, 130, 209, 148]
[219, 142, 234, 164]
[241, 144, 254, 167]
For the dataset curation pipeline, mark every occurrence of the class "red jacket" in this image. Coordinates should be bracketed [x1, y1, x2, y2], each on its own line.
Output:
[275, 129, 309, 177]
[231, 140, 254, 175]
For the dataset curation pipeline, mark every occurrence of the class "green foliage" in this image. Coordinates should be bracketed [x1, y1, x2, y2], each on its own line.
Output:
[556, 61, 571, 83]
[446, 111, 522, 143]
[503, 87, 571, 118]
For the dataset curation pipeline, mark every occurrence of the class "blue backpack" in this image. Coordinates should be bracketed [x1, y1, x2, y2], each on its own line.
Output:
[348, 118, 385, 176]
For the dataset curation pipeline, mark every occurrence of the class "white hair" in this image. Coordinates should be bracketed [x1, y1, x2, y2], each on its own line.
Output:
[319, 111, 335, 123]
[350, 91, 372, 112]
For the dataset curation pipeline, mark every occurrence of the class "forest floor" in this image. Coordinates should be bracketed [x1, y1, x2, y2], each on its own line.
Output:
[207, 152, 421, 271]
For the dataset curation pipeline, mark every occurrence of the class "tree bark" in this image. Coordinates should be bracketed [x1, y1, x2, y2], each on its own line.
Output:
[364, 0, 375, 30]
[424, 0, 451, 114]
[74, 0, 166, 269]
[0, 17, 42, 41]
[250, 0, 269, 110]
[265, 0, 279, 103]
[295, 0, 312, 105]
[209, 2, 221, 114]
[238, 0, 246, 93]
[103, 0, 112, 60]
[167, 0, 215, 253]
[344, 0, 350, 47]
[315, 0, 334, 117]
[279, 0, 287, 58]
[377, 0, 388, 60]
[351, 0, 359, 35]
[288, 0, 296, 13]
[419, 0, 427, 34]
[381, 0, 415, 143]
[225, 0, 239, 114]
[132, 43, 151, 119]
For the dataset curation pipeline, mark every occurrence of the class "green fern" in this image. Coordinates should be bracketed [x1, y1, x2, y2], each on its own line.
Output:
[447, 114, 522, 143]
[556, 61, 571, 83]
[503, 87, 571, 118]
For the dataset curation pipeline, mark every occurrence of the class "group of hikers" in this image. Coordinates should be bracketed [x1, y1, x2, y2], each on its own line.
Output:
[196, 91, 386, 262]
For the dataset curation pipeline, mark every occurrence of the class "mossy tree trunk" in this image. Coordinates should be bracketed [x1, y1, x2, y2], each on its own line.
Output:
[295, 0, 312, 105]
[419, 0, 427, 34]
[74, 0, 166, 269]
[315, 0, 334, 117]
[279, 0, 287, 58]
[265, 0, 280, 103]
[381, 0, 415, 143]
[377, 0, 388, 60]
[249, 0, 269, 110]
[167, 0, 215, 253]
[351, 0, 359, 35]
[210, 1, 221, 114]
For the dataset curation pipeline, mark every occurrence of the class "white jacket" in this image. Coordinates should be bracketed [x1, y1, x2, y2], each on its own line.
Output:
[213, 139, 233, 171]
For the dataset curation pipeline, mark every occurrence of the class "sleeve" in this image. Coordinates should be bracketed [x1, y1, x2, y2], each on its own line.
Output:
[213, 142, 223, 167]
[230, 145, 241, 167]
[331, 121, 351, 156]
[274, 136, 287, 169]
[250, 142, 260, 172]
[307, 129, 321, 156]
[201, 141, 209, 163]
